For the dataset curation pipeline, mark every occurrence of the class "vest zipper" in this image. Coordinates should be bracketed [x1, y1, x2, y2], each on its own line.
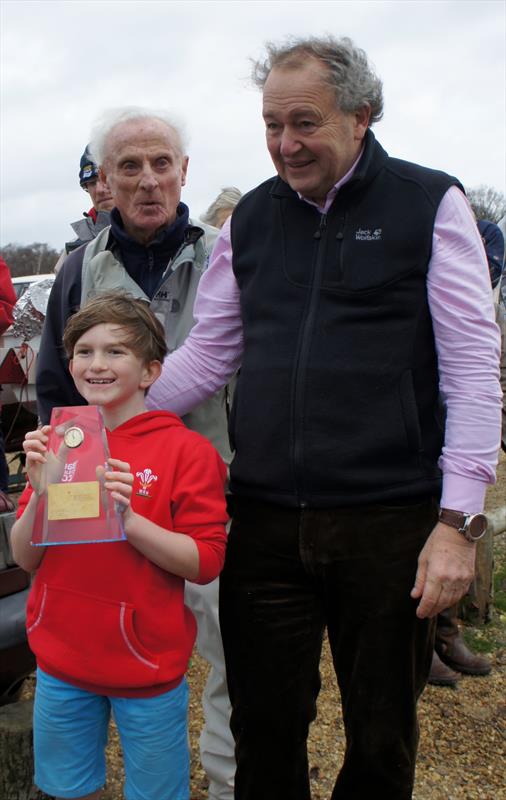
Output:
[292, 212, 328, 507]
[335, 212, 347, 281]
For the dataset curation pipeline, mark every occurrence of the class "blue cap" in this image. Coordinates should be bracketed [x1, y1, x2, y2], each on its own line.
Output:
[79, 145, 99, 186]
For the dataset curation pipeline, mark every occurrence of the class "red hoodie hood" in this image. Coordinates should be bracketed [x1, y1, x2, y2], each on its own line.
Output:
[107, 410, 186, 439]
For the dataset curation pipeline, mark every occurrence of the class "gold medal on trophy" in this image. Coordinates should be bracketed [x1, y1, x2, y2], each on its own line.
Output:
[63, 426, 85, 448]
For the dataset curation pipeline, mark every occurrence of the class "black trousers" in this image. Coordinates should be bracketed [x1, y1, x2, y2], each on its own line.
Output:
[219, 496, 437, 800]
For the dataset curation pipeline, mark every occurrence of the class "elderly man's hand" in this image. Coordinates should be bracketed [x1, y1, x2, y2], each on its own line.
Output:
[410, 522, 476, 619]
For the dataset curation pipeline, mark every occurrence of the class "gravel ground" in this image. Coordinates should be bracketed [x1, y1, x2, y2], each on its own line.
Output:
[19, 453, 506, 799]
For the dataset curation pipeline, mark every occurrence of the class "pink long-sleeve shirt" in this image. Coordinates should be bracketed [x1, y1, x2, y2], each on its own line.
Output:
[148, 168, 502, 514]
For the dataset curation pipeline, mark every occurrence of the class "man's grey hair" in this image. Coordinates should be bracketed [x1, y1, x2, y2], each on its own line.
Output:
[89, 106, 189, 167]
[252, 35, 383, 125]
[201, 187, 243, 227]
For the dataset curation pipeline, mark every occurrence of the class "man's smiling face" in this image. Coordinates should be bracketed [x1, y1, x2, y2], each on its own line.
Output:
[262, 58, 370, 205]
[101, 118, 189, 245]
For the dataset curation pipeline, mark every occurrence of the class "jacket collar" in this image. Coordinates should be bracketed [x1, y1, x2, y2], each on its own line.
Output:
[110, 202, 190, 255]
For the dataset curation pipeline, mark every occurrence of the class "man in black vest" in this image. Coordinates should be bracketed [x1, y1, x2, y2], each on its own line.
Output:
[148, 37, 502, 799]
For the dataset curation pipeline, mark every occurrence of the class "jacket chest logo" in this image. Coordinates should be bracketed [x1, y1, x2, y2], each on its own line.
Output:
[135, 468, 159, 497]
[152, 292, 181, 313]
[355, 227, 382, 241]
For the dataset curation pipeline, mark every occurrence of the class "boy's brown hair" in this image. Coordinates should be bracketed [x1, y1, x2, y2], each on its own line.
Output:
[63, 291, 168, 364]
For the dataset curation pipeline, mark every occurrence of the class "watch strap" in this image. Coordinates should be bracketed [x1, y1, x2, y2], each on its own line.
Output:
[439, 507, 487, 542]
[438, 508, 467, 530]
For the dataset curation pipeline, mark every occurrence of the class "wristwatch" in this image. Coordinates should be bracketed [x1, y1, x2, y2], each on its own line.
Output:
[438, 508, 488, 543]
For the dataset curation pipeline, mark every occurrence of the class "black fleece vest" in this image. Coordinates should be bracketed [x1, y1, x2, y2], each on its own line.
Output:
[228, 133, 462, 508]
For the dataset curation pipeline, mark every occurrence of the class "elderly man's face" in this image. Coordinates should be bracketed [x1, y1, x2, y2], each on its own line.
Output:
[101, 118, 188, 245]
[262, 59, 370, 205]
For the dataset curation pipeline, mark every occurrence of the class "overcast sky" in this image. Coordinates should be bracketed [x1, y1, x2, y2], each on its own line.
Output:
[1, 0, 505, 251]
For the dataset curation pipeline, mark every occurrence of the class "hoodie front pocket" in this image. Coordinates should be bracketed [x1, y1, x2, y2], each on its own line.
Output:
[27, 584, 161, 689]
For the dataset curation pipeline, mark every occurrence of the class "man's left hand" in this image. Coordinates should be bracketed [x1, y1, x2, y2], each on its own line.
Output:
[410, 522, 476, 618]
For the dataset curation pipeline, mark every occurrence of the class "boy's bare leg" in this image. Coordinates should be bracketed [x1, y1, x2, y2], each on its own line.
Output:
[56, 791, 102, 800]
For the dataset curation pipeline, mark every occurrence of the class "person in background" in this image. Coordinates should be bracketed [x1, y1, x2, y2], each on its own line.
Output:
[68, 145, 115, 253]
[201, 187, 242, 229]
[0, 258, 16, 334]
[0, 256, 17, 507]
[53, 146, 115, 273]
[467, 197, 505, 294]
[428, 609, 492, 686]
[11, 292, 228, 800]
[36, 107, 236, 800]
[147, 36, 502, 799]
[477, 218, 505, 292]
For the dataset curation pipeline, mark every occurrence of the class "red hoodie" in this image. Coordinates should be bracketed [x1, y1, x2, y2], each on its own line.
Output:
[18, 411, 228, 697]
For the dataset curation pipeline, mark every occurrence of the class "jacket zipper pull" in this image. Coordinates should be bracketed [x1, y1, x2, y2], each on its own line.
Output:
[313, 212, 327, 240]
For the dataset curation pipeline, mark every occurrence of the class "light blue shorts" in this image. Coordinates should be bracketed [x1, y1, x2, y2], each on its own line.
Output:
[33, 668, 189, 800]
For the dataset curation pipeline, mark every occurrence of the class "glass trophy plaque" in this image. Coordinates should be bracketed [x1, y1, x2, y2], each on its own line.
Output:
[31, 405, 125, 546]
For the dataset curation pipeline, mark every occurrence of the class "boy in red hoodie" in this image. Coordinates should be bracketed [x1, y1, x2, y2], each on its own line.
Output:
[11, 292, 228, 800]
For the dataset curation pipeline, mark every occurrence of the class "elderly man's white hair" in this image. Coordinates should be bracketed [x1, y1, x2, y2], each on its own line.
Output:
[89, 106, 189, 167]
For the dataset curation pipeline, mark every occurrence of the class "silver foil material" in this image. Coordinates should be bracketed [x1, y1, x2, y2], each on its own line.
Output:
[11, 277, 55, 342]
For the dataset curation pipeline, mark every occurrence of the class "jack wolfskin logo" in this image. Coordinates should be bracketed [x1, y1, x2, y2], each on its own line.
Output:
[135, 468, 158, 497]
[355, 228, 382, 241]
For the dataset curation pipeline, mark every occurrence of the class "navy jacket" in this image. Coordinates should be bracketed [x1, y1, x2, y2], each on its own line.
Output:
[477, 219, 505, 288]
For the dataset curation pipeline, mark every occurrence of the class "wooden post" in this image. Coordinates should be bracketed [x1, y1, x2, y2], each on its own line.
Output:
[488, 506, 506, 537]
[459, 504, 506, 624]
[0, 699, 51, 800]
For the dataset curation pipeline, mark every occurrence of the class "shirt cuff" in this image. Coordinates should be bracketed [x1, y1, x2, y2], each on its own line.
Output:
[440, 472, 490, 513]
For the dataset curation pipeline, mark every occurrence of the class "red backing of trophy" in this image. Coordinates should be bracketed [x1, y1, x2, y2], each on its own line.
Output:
[31, 406, 125, 546]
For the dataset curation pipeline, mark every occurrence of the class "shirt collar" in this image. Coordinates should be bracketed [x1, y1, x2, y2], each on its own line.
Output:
[299, 144, 365, 214]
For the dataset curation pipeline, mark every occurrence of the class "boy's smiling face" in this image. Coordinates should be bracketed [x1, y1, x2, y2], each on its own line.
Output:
[69, 323, 161, 427]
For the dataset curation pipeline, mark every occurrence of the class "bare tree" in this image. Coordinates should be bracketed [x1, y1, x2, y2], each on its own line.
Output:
[466, 185, 506, 224]
[0, 243, 59, 278]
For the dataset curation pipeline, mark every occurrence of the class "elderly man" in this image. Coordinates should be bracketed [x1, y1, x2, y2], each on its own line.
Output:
[147, 38, 502, 800]
[36, 107, 235, 800]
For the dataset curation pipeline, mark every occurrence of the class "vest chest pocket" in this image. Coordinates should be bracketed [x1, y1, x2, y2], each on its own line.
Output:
[323, 237, 426, 293]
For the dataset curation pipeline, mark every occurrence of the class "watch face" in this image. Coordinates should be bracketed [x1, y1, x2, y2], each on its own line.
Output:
[64, 426, 84, 449]
[468, 514, 487, 540]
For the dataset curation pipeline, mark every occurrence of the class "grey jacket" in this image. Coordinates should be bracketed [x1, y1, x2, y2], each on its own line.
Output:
[37, 219, 233, 463]
[66, 210, 112, 253]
